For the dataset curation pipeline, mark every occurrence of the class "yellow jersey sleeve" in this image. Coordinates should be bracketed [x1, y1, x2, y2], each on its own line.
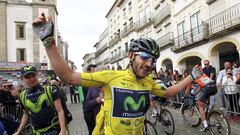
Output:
[151, 82, 166, 97]
[80, 70, 118, 88]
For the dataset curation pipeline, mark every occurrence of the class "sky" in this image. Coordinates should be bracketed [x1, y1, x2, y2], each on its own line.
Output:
[57, 1, 114, 71]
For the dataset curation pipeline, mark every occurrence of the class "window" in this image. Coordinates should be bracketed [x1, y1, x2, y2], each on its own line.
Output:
[16, 48, 26, 61]
[123, 7, 126, 16]
[128, 1, 132, 10]
[123, 22, 127, 32]
[177, 20, 186, 36]
[129, 17, 133, 28]
[16, 22, 26, 40]
[125, 42, 128, 52]
[190, 11, 201, 35]
[139, 10, 145, 26]
[145, 6, 151, 19]
[177, 20, 186, 41]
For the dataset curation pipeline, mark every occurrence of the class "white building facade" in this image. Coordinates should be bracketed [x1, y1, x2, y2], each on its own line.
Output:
[85, 0, 240, 74]
[0, 0, 71, 70]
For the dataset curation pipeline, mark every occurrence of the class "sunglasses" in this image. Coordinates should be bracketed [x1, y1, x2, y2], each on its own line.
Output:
[134, 52, 157, 65]
[23, 73, 36, 79]
[2, 85, 8, 88]
[227, 73, 232, 76]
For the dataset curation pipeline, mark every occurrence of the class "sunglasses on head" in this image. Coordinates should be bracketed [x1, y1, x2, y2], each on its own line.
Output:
[134, 52, 157, 65]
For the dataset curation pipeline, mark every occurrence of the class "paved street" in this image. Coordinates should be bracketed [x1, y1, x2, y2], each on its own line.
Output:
[66, 94, 240, 134]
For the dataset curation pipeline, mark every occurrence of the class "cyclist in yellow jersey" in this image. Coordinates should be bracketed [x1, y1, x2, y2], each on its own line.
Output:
[32, 14, 204, 135]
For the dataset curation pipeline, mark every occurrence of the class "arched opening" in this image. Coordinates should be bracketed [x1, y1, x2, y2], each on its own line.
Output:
[210, 42, 239, 70]
[178, 56, 202, 73]
[161, 59, 173, 71]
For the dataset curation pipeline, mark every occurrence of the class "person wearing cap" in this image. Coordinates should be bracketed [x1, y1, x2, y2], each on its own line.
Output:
[13, 65, 66, 135]
[32, 14, 206, 134]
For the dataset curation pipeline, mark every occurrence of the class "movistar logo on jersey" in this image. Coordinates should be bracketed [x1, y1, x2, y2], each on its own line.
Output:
[123, 95, 145, 111]
[112, 87, 150, 118]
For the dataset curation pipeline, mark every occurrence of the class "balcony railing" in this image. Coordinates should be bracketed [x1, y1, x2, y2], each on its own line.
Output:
[171, 23, 209, 52]
[121, 23, 136, 37]
[206, 0, 217, 5]
[208, 3, 240, 37]
[135, 13, 153, 31]
[103, 58, 109, 64]
[154, 5, 171, 27]
[121, 51, 128, 58]
[95, 44, 108, 57]
[156, 32, 174, 49]
[109, 34, 121, 47]
[110, 53, 123, 63]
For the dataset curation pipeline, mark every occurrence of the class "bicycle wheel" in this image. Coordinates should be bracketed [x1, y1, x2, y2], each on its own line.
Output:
[208, 110, 231, 135]
[146, 108, 158, 125]
[158, 109, 175, 135]
[181, 104, 201, 127]
[144, 120, 158, 135]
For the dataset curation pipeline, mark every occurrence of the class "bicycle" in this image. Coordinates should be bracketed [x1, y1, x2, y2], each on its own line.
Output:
[144, 119, 158, 135]
[181, 95, 231, 135]
[146, 99, 175, 135]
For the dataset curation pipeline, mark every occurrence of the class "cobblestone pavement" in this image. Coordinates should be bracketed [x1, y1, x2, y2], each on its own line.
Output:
[66, 95, 240, 135]
[154, 107, 240, 135]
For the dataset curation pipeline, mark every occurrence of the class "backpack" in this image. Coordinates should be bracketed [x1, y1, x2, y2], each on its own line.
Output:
[20, 85, 73, 125]
[44, 85, 73, 124]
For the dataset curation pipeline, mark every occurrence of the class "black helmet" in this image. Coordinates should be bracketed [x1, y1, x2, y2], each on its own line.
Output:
[129, 38, 160, 59]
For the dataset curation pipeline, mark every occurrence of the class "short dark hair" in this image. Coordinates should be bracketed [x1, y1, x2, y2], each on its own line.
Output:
[86, 64, 97, 72]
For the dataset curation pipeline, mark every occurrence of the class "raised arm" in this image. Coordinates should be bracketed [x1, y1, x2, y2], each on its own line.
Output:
[32, 13, 80, 85]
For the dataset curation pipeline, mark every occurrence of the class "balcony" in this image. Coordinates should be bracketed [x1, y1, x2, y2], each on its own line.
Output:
[95, 44, 108, 57]
[208, 3, 240, 38]
[109, 34, 121, 47]
[206, 0, 217, 5]
[154, 5, 171, 27]
[121, 51, 128, 58]
[171, 23, 209, 53]
[121, 23, 136, 37]
[135, 13, 153, 31]
[110, 53, 123, 63]
[156, 32, 174, 49]
[103, 58, 109, 64]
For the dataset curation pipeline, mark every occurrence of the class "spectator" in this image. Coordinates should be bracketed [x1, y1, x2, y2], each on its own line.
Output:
[85, 65, 108, 135]
[217, 61, 232, 108]
[117, 65, 122, 70]
[0, 82, 18, 104]
[13, 65, 66, 135]
[202, 60, 216, 107]
[222, 69, 239, 122]
[233, 62, 240, 76]
[69, 85, 75, 104]
[82, 64, 97, 134]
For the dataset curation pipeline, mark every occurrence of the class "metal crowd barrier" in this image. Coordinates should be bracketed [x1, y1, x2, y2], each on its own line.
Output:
[216, 85, 240, 115]
[1, 102, 23, 121]
[166, 84, 240, 116]
[0, 101, 32, 134]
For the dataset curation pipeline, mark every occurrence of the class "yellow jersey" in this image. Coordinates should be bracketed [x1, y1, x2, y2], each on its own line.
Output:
[80, 69, 166, 135]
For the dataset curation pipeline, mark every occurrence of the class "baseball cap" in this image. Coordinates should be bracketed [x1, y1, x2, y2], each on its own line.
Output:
[21, 65, 37, 77]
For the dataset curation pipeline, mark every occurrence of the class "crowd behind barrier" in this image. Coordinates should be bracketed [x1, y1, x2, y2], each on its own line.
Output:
[166, 84, 240, 116]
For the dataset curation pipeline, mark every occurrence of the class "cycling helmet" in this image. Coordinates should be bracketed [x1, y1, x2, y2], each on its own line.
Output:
[129, 38, 160, 59]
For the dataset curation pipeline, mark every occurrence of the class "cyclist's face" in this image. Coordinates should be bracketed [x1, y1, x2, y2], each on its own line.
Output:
[131, 52, 156, 78]
[22, 73, 38, 88]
